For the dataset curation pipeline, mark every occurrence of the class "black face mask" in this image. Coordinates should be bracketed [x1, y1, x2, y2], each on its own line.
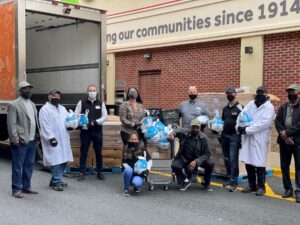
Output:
[21, 91, 32, 99]
[128, 142, 139, 151]
[50, 98, 60, 107]
[255, 95, 267, 104]
[288, 94, 298, 102]
[190, 130, 198, 137]
[189, 94, 197, 100]
[227, 95, 235, 102]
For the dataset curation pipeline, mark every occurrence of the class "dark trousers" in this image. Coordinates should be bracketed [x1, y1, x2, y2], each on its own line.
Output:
[245, 164, 266, 190]
[171, 156, 214, 186]
[279, 144, 300, 196]
[11, 140, 36, 193]
[80, 129, 103, 174]
[220, 133, 241, 184]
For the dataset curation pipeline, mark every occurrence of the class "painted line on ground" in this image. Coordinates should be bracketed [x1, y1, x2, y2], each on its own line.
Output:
[150, 171, 296, 202]
[272, 168, 295, 179]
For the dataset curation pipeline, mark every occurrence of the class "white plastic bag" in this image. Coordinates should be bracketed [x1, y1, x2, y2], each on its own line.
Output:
[208, 110, 224, 133]
[66, 109, 78, 129]
[134, 156, 148, 175]
[237, 111, 253, 127]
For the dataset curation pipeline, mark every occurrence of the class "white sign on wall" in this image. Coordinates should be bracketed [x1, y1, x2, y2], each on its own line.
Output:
[107, 0, 300, 52]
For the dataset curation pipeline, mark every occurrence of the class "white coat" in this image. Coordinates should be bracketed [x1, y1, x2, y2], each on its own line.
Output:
[39, 102, 73, 166]
[239, 100, 275, 167]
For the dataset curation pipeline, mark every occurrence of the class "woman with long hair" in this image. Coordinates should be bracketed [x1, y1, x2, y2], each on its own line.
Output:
[119, 87, 146, 145]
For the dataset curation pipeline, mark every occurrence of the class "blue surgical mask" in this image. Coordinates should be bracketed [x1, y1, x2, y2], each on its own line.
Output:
[21, 91, 32, 99]
[88, 92, 97, 100]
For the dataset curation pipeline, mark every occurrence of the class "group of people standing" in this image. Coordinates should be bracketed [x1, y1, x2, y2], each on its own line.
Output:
[7, 82, 107, 197]
[6, 81, 300, 204]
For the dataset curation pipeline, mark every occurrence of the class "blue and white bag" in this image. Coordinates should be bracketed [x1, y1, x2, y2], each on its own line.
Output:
[65, 109, 78, 129]
[134, 156, 148, 175]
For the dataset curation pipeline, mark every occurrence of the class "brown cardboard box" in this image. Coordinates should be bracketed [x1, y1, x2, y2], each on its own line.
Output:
[102, 149, 123, 159]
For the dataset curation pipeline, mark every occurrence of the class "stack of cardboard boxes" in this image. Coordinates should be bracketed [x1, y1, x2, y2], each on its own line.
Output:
[68, 116, 123, 169]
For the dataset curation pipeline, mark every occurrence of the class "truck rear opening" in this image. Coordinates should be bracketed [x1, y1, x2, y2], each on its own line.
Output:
[0, 0, 106, 141]
[26, 11, 101, 109]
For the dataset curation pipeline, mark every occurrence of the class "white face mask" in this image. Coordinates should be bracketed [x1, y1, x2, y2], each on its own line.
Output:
[88, 92, 97, 100]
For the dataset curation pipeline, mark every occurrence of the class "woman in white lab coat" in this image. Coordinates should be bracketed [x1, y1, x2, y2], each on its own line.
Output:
[237, 86, 275, 196]
[39, 89, 73, 191]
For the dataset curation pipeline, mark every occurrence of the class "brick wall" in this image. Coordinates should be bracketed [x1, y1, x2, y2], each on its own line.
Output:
[115, 39, 241, 109]
[263, 31, 300, 111]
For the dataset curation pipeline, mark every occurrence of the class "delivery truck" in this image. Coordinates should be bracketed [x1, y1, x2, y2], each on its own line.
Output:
[0, 0, 107, 141]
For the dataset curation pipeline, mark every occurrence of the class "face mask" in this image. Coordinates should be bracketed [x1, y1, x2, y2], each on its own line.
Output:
[255, 94, 267, 104]
[190, 130, 198, 137]
[21, 91, 32, 99]
[128, 92, 138, 99]
[288, 94, 298, 102]
[189, 94, 197, 100]
[227, 95, 235, 102]
[88, 92, 97, 100]
[128, 142, 139, 151]
[50, 98, 60, 107]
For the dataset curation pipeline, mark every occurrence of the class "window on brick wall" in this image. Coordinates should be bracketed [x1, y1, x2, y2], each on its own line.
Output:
[139, 70, 162, 109]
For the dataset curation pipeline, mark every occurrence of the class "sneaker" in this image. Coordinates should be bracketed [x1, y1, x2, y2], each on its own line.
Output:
[97, 172, 105, 180]
[256, 188, 266, 196]
[49, 180, 68, 187]
[123, 190, 130, 197]
[242, 186, 257, 193]
[282, 189, 293, 198]
[78, 173, 85, 182]
[229, 183, 238, 192]
[222, 180, 231, 188]
[134, 187, 140, 193]
[179, 181, 191, 191]
[201, 182, 213, 192]
[52, 183, 63, 191]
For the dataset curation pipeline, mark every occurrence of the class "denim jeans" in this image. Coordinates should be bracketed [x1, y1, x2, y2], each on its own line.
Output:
[51, 163, 67, 184]
[220, 133, 241, 184]
[11, 140, 36, 193]
[80, 129, 103, 173]
[123, 166, 144, 190]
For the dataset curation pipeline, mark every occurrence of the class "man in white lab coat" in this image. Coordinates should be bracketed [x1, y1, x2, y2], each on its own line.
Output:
[237, 86, 275, 196]
[39, 89, 73, 191]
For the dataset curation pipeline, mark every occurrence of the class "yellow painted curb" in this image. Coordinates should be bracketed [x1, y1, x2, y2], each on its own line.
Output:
[150, 171, 296, 202]
[272, 168, 295, 179]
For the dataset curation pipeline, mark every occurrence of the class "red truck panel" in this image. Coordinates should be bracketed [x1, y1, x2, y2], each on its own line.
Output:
[0, 0, 16, 100]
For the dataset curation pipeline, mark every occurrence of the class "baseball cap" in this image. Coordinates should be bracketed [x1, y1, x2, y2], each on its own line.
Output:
[190, 119, 201, 127]
[256, 86, 267, 93]
[225, 86, 237, 94]
[48, 89, 62, 95]
[18, 81, 33, 90]
[286, 84, 300, 91]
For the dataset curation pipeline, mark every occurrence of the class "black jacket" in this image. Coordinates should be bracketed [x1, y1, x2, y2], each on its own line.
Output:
[275, 100, 300, 146]
[81, 97, 102, 131]
[174, 127, 211, 166]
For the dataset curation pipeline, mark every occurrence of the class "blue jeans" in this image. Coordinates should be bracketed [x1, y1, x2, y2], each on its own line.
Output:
[221, 133, 241, 184]
[51, 163, 67, 184]
[11, 140, 36, 193]
[123, 166, 144, 191]
[80, 129, 103, 173]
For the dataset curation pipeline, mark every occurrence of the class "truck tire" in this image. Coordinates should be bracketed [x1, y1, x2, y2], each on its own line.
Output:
[0, 114, 8, 141]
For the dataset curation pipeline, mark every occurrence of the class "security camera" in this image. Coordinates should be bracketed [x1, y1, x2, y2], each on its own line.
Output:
[63, 7, 72, 14]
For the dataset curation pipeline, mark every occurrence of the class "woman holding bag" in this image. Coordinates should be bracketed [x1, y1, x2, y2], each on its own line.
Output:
[122, 132, 152, 197]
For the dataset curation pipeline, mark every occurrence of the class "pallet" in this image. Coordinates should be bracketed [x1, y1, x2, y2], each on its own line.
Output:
[64, 165, 122, 175]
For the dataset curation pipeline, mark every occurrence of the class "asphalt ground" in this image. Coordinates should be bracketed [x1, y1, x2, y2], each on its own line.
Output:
[0, 145, 299, 225]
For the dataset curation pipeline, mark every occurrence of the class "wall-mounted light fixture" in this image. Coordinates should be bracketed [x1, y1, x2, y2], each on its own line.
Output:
[143, 53, 152, 60]
[245, 46, 253, 54]
[106, 60, 109, 66]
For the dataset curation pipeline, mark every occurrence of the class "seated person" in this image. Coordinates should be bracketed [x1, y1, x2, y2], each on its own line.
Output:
[168, 119, 214, 191]
[122, 132, 152, 197]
